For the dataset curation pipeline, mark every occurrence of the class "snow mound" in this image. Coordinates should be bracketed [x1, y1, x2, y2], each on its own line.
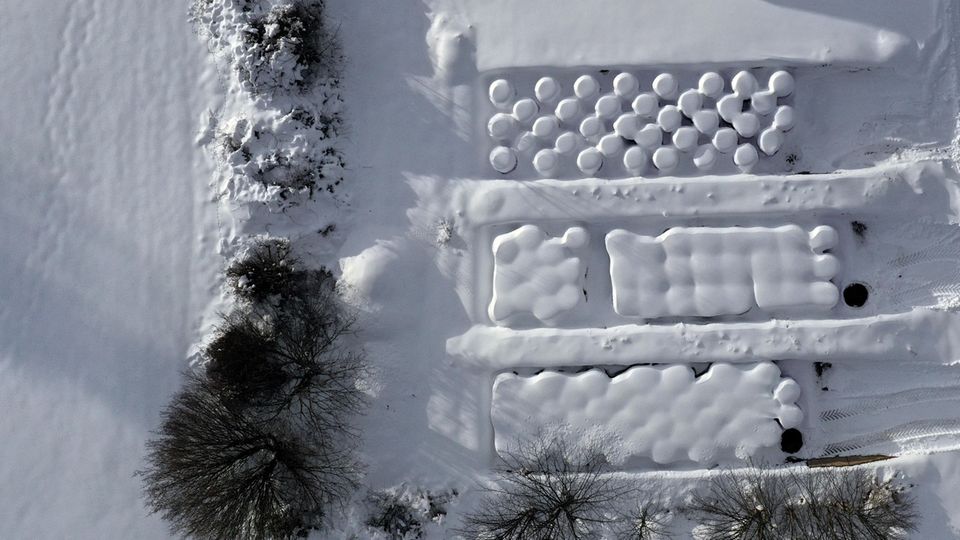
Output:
[492, 362, 802, 466]
[489, 225, 588, 325]
[606, 225, 839, 318]
[486, 69, 794, 178]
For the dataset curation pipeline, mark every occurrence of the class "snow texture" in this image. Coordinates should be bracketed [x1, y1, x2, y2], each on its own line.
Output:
[492, 362, 802, 465]
[0, 0, 219, 537]
[487, 70, 794, 178]
[606, 225, 839, 318]
[446, 0, 941, 70]
[489, 225, 588, 324]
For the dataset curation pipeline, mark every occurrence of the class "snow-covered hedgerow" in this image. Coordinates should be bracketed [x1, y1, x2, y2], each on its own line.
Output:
[142, 2, 357, 533]
[193, 0, 345, 205]
[193, 0, 342, 96]
[217, 99, 344, 202]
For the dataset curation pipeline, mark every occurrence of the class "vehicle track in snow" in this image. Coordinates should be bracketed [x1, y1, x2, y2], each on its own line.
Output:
[822, 419, 960, 456]
[820, 385, 960, 422]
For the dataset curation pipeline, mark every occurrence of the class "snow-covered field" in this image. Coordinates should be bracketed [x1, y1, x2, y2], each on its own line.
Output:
[0, 1, 219, 537]
[4, 0, 960, 537]
[334, 0, 960, 536]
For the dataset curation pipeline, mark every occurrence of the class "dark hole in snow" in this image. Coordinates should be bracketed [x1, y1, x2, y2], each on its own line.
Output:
[814, 361, 832, 378]
[851, 220, 867, 239]
[843, 283, 869, 307]
[781, 428, 803, 453]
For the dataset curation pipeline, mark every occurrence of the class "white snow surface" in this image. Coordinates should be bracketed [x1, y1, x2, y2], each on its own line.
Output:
[429, 0, 944, 70]
[492, 362, 802, 466]
[0, 0, 219, 538]
[5, 0, 960, 537]
[332, 0, 960, 535]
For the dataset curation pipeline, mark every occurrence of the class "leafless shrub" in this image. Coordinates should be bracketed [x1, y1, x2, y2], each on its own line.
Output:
[692, 469, 792, 540]
[791, 469, 917, 540]
[461, 437, 631, 540]
[613, 494, 673, 540]
[225, 237, 299, 303]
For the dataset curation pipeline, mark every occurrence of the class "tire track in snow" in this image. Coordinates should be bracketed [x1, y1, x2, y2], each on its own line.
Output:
[886, 222, 960, 269]
[820, 385, 960, 422]
[823, 419, 960, 456]
[882, 223, 960, 310]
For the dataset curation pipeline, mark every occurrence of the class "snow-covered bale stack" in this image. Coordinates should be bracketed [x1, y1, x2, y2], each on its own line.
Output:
[606, 224, 839, 318]
[492, 362, 802, 466]
[488, 225, 589, 325]
[486, 69, 796, 178]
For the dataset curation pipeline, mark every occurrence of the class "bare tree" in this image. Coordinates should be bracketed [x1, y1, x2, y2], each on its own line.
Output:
[143, 261, 366, 538]
[461, 437, 631, 540]
[692, 469, 792, 540]
[209, 268, 367, 434]
[790, 468, 917, 540]
[140, 376, 359, 539]
[692, 467, 917, 540]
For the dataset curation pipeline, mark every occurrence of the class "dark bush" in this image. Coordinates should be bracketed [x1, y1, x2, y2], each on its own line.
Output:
[205, 310, 288, 406]
[367, 492, 423, 539]
[225, 237, 299, 303]
[211, 264, 364, 432]
[366, 488, 457, 539]
[461, 437, 630, 540]
[141, 376, 359, 539]
[225, 237, 337, 303]
[239, 0, 342, 94]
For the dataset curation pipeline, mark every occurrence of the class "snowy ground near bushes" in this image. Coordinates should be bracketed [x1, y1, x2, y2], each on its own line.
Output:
[3, 0, 960, 538]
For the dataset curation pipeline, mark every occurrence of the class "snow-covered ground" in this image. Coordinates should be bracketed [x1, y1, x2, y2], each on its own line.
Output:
[331, 0, 960, 537]
[4, 0, 960, 537]
[0, 1, 219, 537]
